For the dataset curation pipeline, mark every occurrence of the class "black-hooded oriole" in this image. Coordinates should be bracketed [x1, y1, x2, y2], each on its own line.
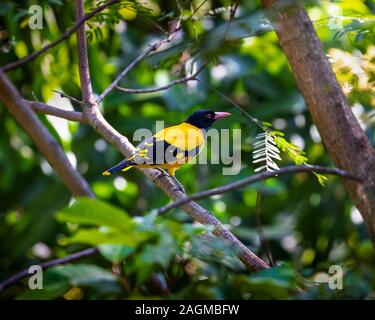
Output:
[102, 110, 231, 177]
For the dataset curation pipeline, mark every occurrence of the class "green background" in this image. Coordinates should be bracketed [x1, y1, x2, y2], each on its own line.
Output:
[0, 0, 374, 299]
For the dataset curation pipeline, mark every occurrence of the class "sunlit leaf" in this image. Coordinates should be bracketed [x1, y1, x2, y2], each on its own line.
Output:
[56, 198, 133, 232]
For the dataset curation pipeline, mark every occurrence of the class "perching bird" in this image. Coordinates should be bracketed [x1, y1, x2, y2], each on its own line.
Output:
[102, 110, 231, 179]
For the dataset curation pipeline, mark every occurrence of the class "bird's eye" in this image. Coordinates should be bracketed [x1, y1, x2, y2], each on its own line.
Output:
[207, 114, 212, 119]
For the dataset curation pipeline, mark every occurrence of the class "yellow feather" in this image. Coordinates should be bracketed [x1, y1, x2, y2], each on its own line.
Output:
[176, 152, 185, 159]
[121, 165, 134, 172]
[154, 122, 204, 151]
[168, 167, 178, 176]
[104, 122, 205, 177]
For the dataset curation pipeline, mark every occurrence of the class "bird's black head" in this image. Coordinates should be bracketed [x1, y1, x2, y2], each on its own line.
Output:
[185, 110, 231, 130]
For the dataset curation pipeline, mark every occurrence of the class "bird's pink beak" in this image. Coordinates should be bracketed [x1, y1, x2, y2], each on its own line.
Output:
[214, 112, 231, 120]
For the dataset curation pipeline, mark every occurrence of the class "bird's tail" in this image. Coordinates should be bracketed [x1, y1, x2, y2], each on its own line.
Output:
[102, 159, 134, 176]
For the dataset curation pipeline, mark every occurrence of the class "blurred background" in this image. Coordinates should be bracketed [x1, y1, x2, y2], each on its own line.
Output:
[0, 0, 374, 299]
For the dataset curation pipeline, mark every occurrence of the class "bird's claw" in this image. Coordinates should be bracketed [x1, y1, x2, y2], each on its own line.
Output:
[170, 176, 186, 193]
[156, 169, 185, 193]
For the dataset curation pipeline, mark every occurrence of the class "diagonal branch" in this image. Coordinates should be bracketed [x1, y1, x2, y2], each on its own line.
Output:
[74, 0, 267, 272]
[85, 71, 269, 272]
[115, 63, 206, 94]
[0, 246, 169, 296]
[157, 165, 362, 215]
[0, 248, 98, 292]
[1, 0, 120, 72]
[0, 70, 94, 197]
[25, 100, 85, 123]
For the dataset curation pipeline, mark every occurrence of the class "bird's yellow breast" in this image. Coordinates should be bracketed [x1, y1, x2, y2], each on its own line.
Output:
[154, 122, 205, 151]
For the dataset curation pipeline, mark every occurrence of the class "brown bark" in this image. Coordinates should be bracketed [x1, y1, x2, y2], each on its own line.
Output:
[25, 100, 85, 123]
[0, 70, 94, 198]
[74, 0, 268, 272]
[262, 1, 375, 240]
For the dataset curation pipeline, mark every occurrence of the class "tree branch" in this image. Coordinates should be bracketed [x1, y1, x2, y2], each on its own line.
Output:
[0, 70, 94, 197]
[97, 23, 182, 102]
[0, 246, 170, 296]
[262, 0, 375, 243]
[75, 0, 96, 106]
[86, 92, 269, 272]
[1, 0, 120, 72]
[115, 63, 206, 94]
[52, 90, 83, 106]
[25, 100, 85, 123]
[0, 1, 268, 295]
[157, 165, 362, 215]
[0, 248, 98, 292]
[73, 0, 267, 272]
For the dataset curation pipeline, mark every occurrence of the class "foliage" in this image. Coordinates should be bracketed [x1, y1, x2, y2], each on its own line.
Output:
[252, 130, 281, 172]
[0, 0, 375, 300]
[328, 45, 375, 122]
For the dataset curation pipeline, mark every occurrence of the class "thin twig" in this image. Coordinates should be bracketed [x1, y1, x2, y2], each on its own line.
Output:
[223, 1, 240, 40]
[196, 78, 264, 129]
[98, 0, 216, 102]
[97, 44, 161, 102]
[31, 92, 39, 102]
[144, 15, 170, 36]
[1, 0, 120, 72]
[97, 25, 182, 102]
[52, 90, 83, 106]
[115, 63, 206, 94]
[156, 165, 362, 214]
[0, 248, 98, 292]
[0, 70, 94, 197]
[0, 247, 171, 296]
[25, 100, 85, 123]
[187, 0, 209, 21]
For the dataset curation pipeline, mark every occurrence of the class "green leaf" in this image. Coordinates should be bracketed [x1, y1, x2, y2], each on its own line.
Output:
[56, 198, 133, 232]
[16, 282, 70, 300]
[98, 244, 134, 263]
[261, 121, 272, 127]
[231, 264, 296, 299]
[314, 172, 328, 187]
[248, 263, 295, 289]
[16, 275, 70, 300]
[273, 133, 308, 165]
[62, 228, 148, 247]
[197, 13, 272, 54]
[333, 29, 347, 41]
[50, 264, 119, 287]
[147, 43, 185, 69]
[140, 233, 177, 269]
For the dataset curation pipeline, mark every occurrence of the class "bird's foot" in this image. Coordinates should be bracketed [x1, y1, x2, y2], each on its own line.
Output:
[170, 175, 186, 194]
[156, 169, 185, 193]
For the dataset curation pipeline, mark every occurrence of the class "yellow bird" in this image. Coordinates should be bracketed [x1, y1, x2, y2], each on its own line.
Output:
[102, 110, 231, 178]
